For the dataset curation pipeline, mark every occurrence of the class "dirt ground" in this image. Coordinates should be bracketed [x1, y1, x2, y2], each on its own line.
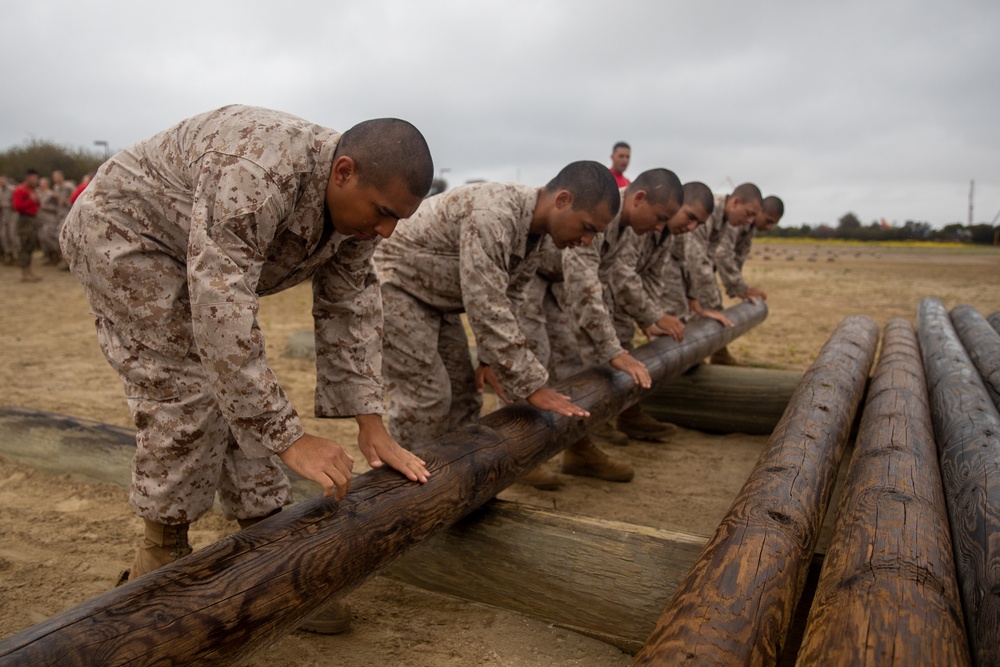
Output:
[1, 241, 998, 665]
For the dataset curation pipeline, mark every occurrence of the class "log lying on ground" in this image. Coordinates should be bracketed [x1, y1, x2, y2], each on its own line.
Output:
[385, 500, 707, 654]
[796, 319, 970, 666]
[632, 315, 878, 667]
[0, 301, 767, 666]
[988, 311, 1000, 335]
[917, 297, 1000, 667]
[950, 304, 1000, 411]
[0, 407, 706, 654]
[640, 365, 802, 435]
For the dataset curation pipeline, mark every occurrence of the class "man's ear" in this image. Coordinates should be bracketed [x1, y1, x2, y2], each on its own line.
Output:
[330, 155, 357, 186]
[631, 190, 647, 206]
[554, 189, 573, 209]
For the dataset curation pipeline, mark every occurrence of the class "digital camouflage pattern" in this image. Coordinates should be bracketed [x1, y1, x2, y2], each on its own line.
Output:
[60, 105, 385, 522]
[676, 193, 729, 309]
[715, 219, 756, 297]
[375, 182, 548, 446]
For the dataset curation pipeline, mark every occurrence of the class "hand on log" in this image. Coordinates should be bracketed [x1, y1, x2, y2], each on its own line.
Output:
[645, 315, 684, 342]
[475, 363, 511, 404]
[610, 351, 651, 389]
[277, 432, 354, 499]
[698, 309, 735, 328]
[355, 414, 430, 484]
[527, 386, 590, 418]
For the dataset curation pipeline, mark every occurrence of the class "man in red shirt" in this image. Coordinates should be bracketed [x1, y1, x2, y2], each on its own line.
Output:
[69, 173, 92, 205]
[609, 141, 631, 187]
[12, 168, 42, 282]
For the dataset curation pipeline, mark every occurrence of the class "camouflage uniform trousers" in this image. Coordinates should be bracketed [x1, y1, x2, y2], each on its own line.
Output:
[94, 316, 292, 524]
[381, 283, 482, 449]
[538, 283, 587, 383]
[1, 208, 18, 260]
[36, 210, 63, 261]
[16, 214, 39, 268]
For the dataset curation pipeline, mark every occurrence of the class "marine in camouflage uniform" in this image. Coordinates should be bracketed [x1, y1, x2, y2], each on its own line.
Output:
[0, 176, 16, 263]
[715, 194, 783, 302]
[35, 177, 62, 263]
[60, 105, 433, 594]
[375, 162, 620, 452]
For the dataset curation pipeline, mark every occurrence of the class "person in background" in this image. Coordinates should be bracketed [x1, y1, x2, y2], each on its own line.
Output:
[12, 168, 42, 282]
[609, 141, 631, 188]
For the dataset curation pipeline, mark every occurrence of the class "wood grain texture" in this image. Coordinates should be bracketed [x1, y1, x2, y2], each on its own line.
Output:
[987, 311, 1000, 336]
[0, 302, 768, 666]
[917, 296, 1000, 667]
[951, 304, 1000, 411]
[795, 318, 971, 667]
[641, 365, 802, 435]
[385, 500, 707, 654]
[632, 315, 879, 667]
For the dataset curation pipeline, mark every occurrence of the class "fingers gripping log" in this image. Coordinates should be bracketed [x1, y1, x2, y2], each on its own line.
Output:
[795, 319, 971, 667]
[0, 302, 767, 666]
[950, 304, 1000, 411]
[917, 297, 1000, 667]
[632, 315, 879, 667]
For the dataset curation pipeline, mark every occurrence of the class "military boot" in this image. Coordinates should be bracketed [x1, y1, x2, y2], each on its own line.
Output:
[560, 438, 634, 482]
[593, 421, 630, 446]
[615, 404, 677, 442]
[20, 267, 41, 283]
[125, 519, 192, 583]
[517, 465, 564, 490]
[709, 345, 742, 366]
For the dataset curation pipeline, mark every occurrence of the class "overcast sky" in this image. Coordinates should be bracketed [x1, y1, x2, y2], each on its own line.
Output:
[2, 1, 998, 228]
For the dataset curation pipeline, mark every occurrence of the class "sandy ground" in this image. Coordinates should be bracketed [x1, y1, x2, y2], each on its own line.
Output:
[1, 241, 998, 665]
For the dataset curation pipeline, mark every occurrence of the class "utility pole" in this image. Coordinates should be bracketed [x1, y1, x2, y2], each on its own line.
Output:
[968, 179, 974, 226]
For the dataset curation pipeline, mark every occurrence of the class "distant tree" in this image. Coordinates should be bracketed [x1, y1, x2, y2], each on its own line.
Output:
[0, 139, 105, 182]
[969, 224, 996, 245]
[812, 224, 836, 239]
[836, 212, 862, 239]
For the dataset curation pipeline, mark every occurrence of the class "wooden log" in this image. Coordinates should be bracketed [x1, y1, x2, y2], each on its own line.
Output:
[385, 500, 707, 654]
[795, 319, 971, 666]
[917, 296, 1000, 667]
[632, 315, 879, 667]
[640, 365, 802, 435]
[0, 301, 768, 666]
[950, 304, 1000, 411]
[0, 406, 707, 653]
[988, 311, 1000, 336]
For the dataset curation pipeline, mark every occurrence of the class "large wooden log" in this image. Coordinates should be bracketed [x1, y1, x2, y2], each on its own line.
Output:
[795, 319, 970, 666]
[951, 304, 1000, 411]
[640, 365, 802, 435]
[632, 315, 879, 667]
[988, 311, 1000, 335]
[0, 301, 767, 666]
[917, 297, 1000, 667]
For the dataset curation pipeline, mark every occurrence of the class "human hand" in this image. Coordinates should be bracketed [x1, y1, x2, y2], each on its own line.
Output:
[701, 309, 735, 328]
[739, 287, 767, 303]
[475, 363, 511, 405]
[278, 433, 355, 500]
[527, 386, 590, 418]
[355, 414, 430, 483]
[610, 351, 651, 389]
[653, 315, 685, 341]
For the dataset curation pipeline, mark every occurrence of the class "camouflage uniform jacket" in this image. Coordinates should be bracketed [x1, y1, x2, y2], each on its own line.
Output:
[374, 182, 548, 400]
[61, 105, 384, 458]
[621, 228, 689, 321]
[677, 193, 730, 306]
[715, 221, 756, 297]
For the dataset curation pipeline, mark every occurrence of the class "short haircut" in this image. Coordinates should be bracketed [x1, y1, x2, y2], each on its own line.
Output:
[731, 182, 763, 205]
[627, 169, 682, 207]
[683, 181, 715, 215]
[612, 141, 630, 152]
[334, 118, 434, 198]
[25, 168, 39, 177]
[545, 160, 621, 217]
[763, 195, 784, 218]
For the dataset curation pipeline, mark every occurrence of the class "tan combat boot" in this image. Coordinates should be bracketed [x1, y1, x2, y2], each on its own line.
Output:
[125, 519, 192, 582]
[615, 404, 677, 442]
[20, 267, 41, 282]
[239, 511, 352, 634]
[517, 465, 564, 490]
[593, 421, 630, 446]
[709, 345, 742, 366]
[561, 438, 634, 482]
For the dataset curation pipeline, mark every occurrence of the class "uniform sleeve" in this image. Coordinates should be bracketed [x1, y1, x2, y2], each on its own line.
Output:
[716, 225, 750, 297]
[608, 231, 660, 330]
[312, 237, 386, 417]
[682, 226, 722, 307]
[650, 242, 690, 320]
[186, 154, 303, 458]
[561, 237, 624, 363]
[459, 209, 549, 400]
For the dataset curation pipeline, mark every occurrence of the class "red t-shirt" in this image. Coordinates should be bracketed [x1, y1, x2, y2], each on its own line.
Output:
[70, 180, 89, 204]
[610, 169, 630, 188]
[12, 184, 39, 216]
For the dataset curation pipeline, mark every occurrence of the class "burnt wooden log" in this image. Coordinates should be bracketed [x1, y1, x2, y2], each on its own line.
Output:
[0, 302, 767, 666]
[795, 319, 971, 666]
[917, 296, 1000, 667]
[951, 304, 1000, 411]
[632, 315, 879, 667]
[640, 365, 802, 435]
